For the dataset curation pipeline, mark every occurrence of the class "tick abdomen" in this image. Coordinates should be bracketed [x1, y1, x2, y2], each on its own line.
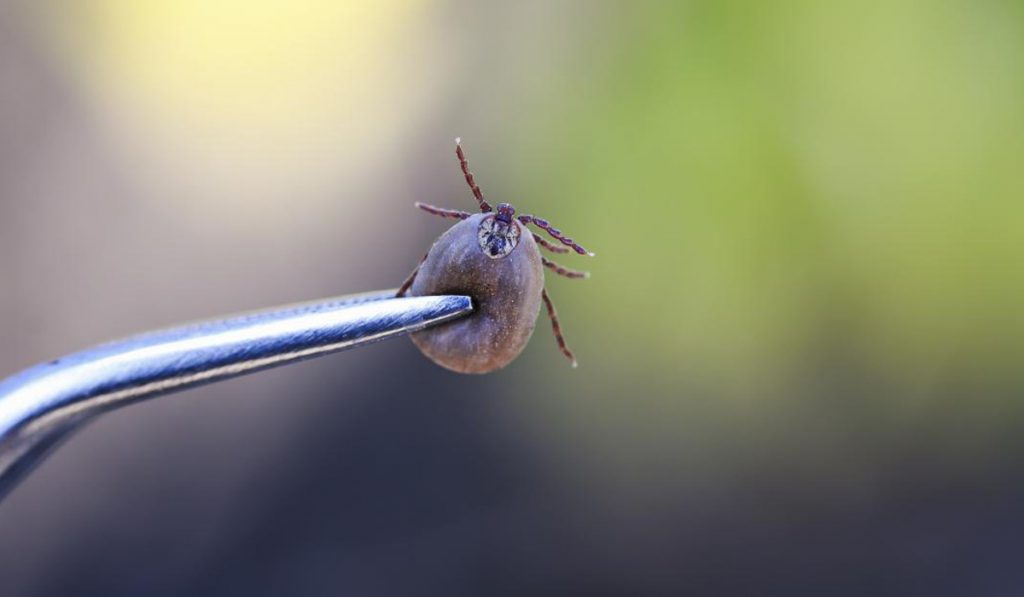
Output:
[410, 213, 543, 374]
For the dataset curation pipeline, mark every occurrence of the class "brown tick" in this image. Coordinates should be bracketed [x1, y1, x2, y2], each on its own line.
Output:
[397, 138, 594, 374]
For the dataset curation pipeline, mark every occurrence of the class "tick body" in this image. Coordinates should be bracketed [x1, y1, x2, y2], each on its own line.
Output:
[398, 139, 594, 374]
[410, 213, 542, 374]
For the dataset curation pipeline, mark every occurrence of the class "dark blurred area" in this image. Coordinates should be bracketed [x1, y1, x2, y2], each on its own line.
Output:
[1, 1, 1023, 595]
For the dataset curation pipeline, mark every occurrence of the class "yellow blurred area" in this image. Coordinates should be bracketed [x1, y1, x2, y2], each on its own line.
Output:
[35, 0, 440, 218]
[71, 2, 418, 128]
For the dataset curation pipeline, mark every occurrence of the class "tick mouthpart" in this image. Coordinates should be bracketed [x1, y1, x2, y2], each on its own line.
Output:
[496, 203, 515, 224]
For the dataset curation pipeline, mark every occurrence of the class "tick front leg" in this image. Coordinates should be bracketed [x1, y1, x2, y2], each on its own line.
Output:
[518, 215, 595, 256]
[531, 232, 570, 254]
[542, 256, 589, 279]
[415, 202, 471, 220]
[541, 288, 577, 367]
[455, 138, 493, 213]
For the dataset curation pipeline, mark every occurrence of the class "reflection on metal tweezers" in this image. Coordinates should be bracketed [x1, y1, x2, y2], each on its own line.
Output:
[0, 290, 473, 501]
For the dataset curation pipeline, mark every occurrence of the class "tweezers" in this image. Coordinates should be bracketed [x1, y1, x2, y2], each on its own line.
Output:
[0, 290, 473, 501]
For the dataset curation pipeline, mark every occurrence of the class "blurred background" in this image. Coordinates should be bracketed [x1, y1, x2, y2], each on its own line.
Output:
[1, 0, 1022, 594]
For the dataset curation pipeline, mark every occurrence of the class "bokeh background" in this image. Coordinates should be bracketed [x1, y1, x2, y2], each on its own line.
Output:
[1, 0, 1022, 594]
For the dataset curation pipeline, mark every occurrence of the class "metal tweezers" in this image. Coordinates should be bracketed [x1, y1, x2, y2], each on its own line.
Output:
[0, 291, 472, 501]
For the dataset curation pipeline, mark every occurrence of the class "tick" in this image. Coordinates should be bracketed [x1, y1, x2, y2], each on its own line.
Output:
[397, 138, 594, 374]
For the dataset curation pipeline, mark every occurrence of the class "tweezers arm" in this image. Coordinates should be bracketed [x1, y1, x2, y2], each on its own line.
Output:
[0, 291, 472, 500]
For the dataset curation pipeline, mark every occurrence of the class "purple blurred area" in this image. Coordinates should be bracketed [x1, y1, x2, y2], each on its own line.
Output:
[2, 1, 1024, 595]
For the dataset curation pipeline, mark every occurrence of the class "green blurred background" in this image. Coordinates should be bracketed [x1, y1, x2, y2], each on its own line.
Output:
[1, 1, 1022, 594]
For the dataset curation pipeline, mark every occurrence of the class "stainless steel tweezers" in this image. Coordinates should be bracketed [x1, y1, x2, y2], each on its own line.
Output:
[0, 291, 472, 501]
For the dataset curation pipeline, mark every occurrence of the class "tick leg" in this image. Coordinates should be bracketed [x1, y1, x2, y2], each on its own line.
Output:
[542, 256, 589, 279]
[455, 138, 493, 213]
[541, 288, 577, 367]
[518, 215, 595, 257]
[532, 232, 570, 254]
[396, 252, 428, 297]
[415, 202, 471, 220]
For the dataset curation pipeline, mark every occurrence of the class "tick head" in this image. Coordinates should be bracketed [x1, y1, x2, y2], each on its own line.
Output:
[496, 203, 515, 224]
